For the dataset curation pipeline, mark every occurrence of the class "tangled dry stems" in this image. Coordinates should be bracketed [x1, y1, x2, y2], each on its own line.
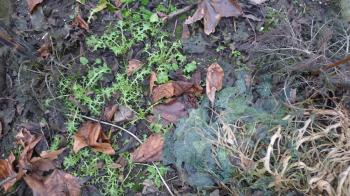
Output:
[212, 102, 350, 195]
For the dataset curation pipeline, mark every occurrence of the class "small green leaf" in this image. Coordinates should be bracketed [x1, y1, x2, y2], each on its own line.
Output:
[150, 13, 159, 23]
[80, 57, 89, 65]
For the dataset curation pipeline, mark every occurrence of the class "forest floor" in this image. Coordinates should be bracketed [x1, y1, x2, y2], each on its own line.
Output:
[1, 0, 350, 195]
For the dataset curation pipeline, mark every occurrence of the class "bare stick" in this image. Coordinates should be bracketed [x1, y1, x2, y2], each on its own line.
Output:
[0, 174, 16, 187]
[80, 115, 175, 196]
[163, 4, 195, 21]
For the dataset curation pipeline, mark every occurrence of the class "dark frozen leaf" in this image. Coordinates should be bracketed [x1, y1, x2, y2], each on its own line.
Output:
[131, 134, 164, 163]
[153, 100, 189, 124]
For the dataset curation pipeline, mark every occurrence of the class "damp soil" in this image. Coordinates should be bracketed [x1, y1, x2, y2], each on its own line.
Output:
[0, 0, 346, 195]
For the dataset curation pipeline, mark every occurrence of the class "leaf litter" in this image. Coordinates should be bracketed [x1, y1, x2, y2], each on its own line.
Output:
[185, 0, 242, 35]
[73, 121, 115, 155]
[1, 128, 81, 195]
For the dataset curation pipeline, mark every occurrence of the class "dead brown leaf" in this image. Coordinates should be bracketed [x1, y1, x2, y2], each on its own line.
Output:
[182, 23, 190, 40]
[151, 81, 193, 102]
[206, 63, 224, 104]
[127, 59, 144, 76]
[153, 100, 189, 124]
[0, 153, 17, 191]
[73, 121, 115, 155]
[185, 0, 242, 35]
[113, 105, 134, 123]
[72, 14, 89, 31]
[24, 169, 81, 196]
[149, 71, 157, 95]
[103, 104, 118, 121]
[114, 0, 122, 8]
[37, 41, 50, 59]
[27, 0, 43, 14]
[131, 134, 164, 163]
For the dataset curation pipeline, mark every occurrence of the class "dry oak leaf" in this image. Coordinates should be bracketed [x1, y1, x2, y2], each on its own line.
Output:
[72, 14, 89, 31]
[24, 169, 81, 196]
[103, 104, 118, 121]
[113, 105, 134, 123]
[73, 121, 115, 155]
[152, 81, 193, 102]
[153, 100, 189, 124]
[206, 63, 224, 104]
[27, 0, 43, 14]
[185, 0, 242, 35]
[149, 71, 157, 95]
[127, 59, 144, 76]
[131, 134, 164, 163]
[0, 153, 17, 191]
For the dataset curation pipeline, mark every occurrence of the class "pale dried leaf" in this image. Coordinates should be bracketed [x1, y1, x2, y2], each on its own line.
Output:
[24, 169, 81, 196]
[0, 153, 17, 191]
[153, 101, 188, 123]
[73, 121, 115, 155]
[127, 59, 144, 76]
[149, 71, 157, 95]
[27, 0, 43, 14]
[206, 63, 224, 104]
[72, 15, 89, 31]
[103, 104, 118, 121]
[185, 0, 242, 35]
[151, 81, 193, 102]
[113, 105, 134, 123]
[131, 134, 164, 162]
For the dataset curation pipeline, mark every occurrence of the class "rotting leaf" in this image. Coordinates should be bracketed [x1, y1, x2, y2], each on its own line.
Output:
[149, 71, 157, 95]
[185, 0, 242, 35]
[127, 59, 143, 76]
[153, 100, 189, 124]
[103, 104, 118, 121]
[114, 0, 122, 8]
[37, 41, 50, 59]
[73, 121, 115, 155]
[27, 0, 43, 14]
[24, 169, 81, 196]
[152, 81, 194, 102]
[113, 105, 134, 123]
[72, 14, 89, 31]
[0, 153, 17, 191]
[206, 63, 224, 105]
[131, 134, 164, 163]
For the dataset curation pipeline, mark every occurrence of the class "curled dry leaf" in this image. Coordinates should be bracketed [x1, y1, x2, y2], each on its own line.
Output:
[127, 59, 144, 76]
[185, 0, 242, 35]
[24, 169, 81, 196]
[113, 105, 134, 123]
[37, 40, 50, 59]
[72, 14, 89, 31]
[149, 71, 157, 95]
[103, 104, 118, 121]
[27, 0, 43, 14]
[131, 134, 164, 163]
[153, 100, 189, 124]
[206, 63, 224, 104]
[114, 0, 122, 8]
[73, 121, 115, 155]
[152, 81, 194, 102]
[0, 153, 17, 191]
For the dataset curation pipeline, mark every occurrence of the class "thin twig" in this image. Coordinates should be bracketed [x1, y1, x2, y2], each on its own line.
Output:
[79, 115, 175, 196]
[0, 174, 16, 187]
[163, 4, 195, 21]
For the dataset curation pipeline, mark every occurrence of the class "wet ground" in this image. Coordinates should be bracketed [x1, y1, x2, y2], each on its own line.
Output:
[1, 0, 350, 195]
